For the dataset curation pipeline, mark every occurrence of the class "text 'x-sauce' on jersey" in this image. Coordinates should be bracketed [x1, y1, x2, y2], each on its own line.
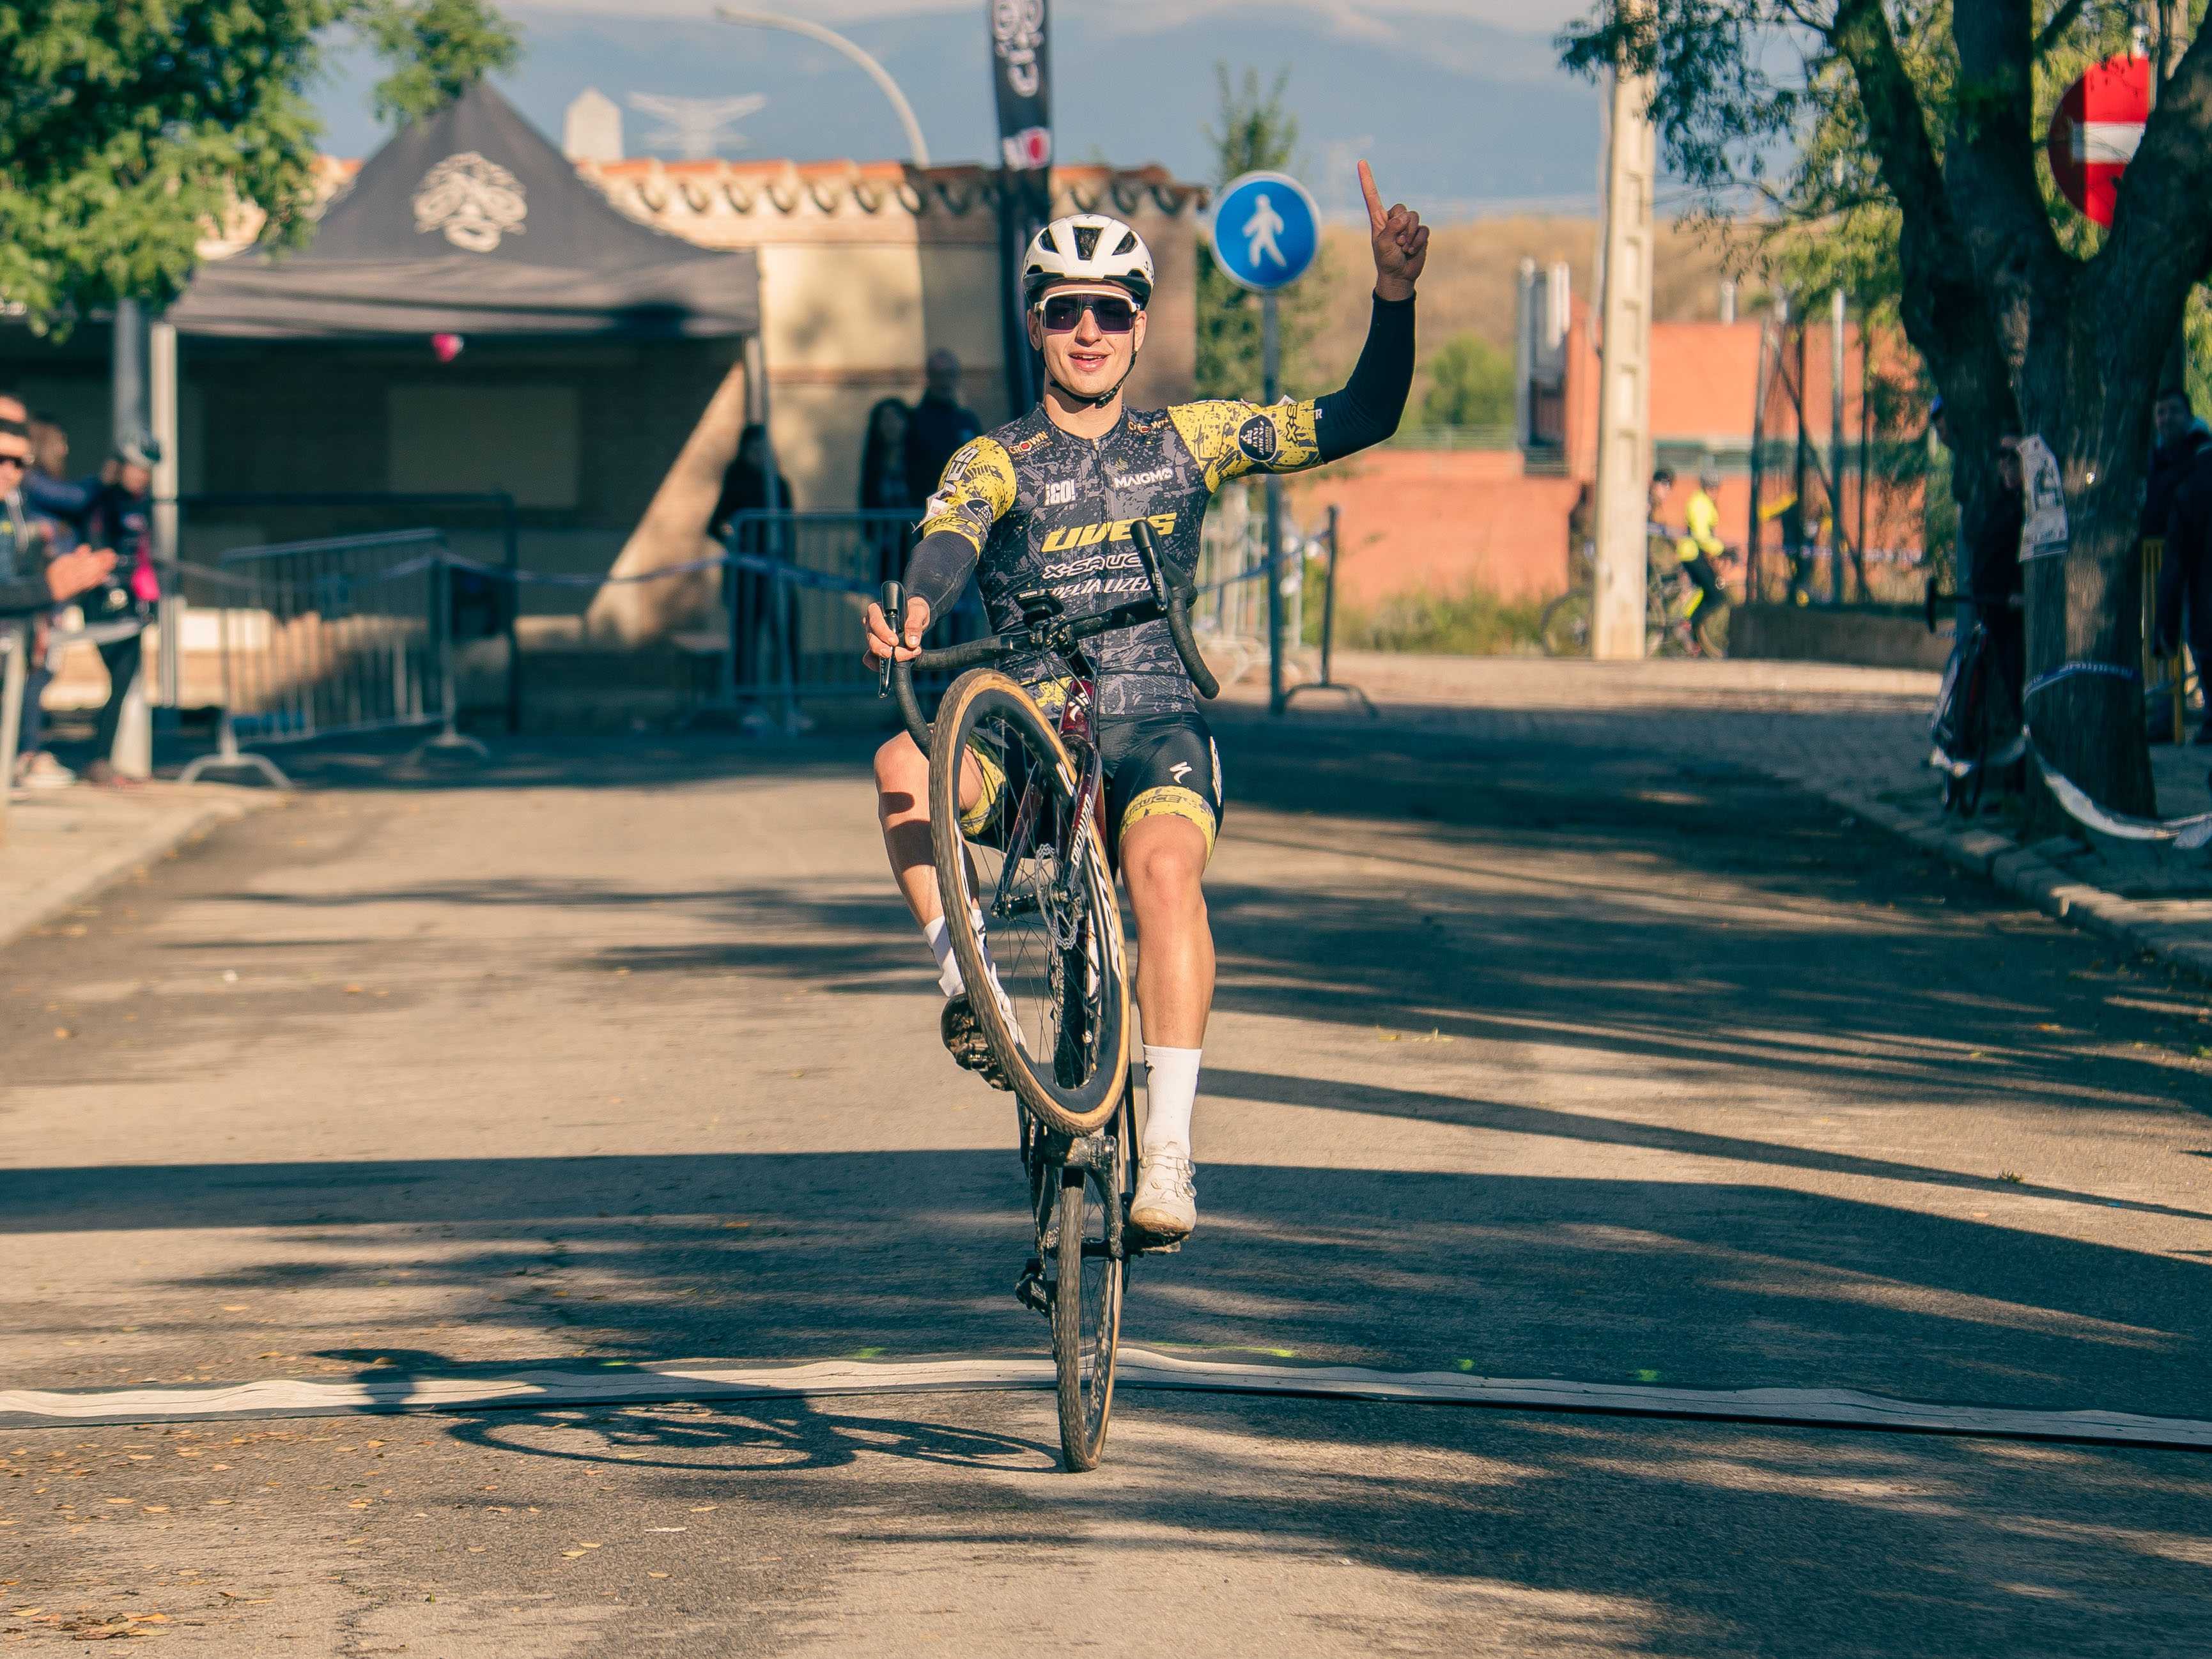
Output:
[916, 399, 1323, 718]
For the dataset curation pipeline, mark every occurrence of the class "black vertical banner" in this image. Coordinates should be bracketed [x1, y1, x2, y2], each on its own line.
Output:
[989, 0, 1051, 410]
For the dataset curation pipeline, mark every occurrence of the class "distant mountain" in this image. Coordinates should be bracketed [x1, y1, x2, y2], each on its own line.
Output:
[310, 4, 1602, 222]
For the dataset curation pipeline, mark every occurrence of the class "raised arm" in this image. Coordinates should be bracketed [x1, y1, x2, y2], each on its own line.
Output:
[1171, 160, 1428, 488]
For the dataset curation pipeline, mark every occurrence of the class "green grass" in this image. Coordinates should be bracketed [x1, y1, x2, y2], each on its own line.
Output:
[1319, 581, 1549, 657]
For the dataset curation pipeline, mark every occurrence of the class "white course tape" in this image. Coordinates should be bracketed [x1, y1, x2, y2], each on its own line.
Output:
[3, 1348, 2208, 1452]
[2038, 759, 2212, 851]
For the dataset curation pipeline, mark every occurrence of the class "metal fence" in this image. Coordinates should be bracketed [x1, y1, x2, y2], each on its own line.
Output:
[175, 529, 478, 787]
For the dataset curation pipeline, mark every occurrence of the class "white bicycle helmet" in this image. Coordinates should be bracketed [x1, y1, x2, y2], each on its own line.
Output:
[1021, 214, 1154, 308]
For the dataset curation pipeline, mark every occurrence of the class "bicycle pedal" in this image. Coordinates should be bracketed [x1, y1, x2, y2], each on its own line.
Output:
[1014, 1257, 1052, 1316]
[941, 996, 1013, 1091]
[1126, 1229, 1184, 1256]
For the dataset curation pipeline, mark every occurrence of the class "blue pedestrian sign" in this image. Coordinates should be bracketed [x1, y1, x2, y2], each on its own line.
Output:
[1210, 171, 1321, 293]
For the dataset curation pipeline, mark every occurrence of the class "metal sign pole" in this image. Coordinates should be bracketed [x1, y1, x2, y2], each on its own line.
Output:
[0, 622, 24, 847]
[1264, 289, 1287, 715]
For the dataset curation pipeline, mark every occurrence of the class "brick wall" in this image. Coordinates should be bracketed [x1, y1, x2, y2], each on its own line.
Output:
[1285, 448, 1585, 608]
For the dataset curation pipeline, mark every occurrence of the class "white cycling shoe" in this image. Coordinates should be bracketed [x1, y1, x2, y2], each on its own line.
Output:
[1129, 1148, 1197, 1238]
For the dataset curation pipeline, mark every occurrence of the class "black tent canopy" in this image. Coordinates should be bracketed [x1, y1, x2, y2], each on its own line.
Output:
[171, 82, 758, 339]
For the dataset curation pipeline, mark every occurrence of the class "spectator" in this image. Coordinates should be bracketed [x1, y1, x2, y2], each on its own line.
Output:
[2160, 428, 2212, 746]
[0, 421, 114, 622]
[1974, 436, 2028, 719]
[6, 410, 88, 787]
[858, 396, 915, 590]
[711, 424, 801, 718]
[73, 438, 162, 786]
[2145, 387, 2208, 544]
[903, 349, 981, 509]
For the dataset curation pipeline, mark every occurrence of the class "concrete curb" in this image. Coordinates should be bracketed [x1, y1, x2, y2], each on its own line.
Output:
[0, 791, 270, 954]
[1790, 772, 2212, 984]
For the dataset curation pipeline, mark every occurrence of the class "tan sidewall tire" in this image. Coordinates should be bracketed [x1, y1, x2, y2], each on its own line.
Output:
[926, 668, 1130, 1136]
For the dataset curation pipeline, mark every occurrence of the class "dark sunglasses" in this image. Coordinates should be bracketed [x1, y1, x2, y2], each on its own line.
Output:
[0, 453, 28, 468]
[1040, 293, 1138, 334]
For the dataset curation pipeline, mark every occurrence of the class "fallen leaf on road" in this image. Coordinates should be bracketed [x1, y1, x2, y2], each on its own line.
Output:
[689, 1506, 717, 1513]
[52, 1028, 71, 1040]
[561, 1550, 587, 1559]
[647, 1571, 670, 1579]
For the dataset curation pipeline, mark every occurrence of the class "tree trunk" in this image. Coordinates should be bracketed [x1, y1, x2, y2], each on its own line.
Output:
[2024, 300, 2160, 821]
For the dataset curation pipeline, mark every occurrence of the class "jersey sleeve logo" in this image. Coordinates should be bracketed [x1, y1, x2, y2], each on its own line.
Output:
[1236, 415, 1279, 463]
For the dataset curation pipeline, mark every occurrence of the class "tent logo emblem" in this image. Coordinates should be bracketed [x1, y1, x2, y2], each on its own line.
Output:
[412, 152, 527, 253]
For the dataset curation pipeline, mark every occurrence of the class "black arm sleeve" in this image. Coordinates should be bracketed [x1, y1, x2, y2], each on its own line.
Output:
[1313, 293, 1416, 463]
[902, 529, 979, 624]
[0, 573, 52, 617]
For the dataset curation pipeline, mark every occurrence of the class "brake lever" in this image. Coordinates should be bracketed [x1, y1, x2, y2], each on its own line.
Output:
[878, 580, 904, 697]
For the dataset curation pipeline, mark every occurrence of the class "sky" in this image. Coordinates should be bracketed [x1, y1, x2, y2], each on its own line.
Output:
[313, 0, 1614, 220]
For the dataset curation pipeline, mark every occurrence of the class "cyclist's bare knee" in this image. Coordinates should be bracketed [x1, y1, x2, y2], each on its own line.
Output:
[875, 733, 927, 819]
[1122, 819, 1208, 915]
[875, 731, 986, 817]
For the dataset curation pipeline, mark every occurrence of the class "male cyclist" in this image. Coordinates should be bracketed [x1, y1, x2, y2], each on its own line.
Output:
[1674, 461, 1730, 645]
[865, 162, 1427, 1240]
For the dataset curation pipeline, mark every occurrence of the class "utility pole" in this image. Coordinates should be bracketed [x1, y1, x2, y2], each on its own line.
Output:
[1589, 2, 1657, 660]
[1829, 287, 1848, 603]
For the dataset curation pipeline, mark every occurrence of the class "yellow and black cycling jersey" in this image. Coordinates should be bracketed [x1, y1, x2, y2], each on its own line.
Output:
[1676, 488, 1725, 563]
[904, 293, 1414, 720]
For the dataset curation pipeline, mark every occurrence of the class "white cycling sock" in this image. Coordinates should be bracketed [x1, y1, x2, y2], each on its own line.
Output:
[1141, 1045, 1202, 1157]
[925, 914, 964, 998]
[925, 909, 994, 1000]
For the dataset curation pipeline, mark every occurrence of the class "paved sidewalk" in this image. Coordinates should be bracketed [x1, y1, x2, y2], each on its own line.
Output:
[1226, 651, 2212, 980]
[0, 783, 268, 952]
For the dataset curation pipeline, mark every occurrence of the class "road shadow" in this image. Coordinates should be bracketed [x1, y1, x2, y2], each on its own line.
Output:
[5, 1149, 2209, 1420]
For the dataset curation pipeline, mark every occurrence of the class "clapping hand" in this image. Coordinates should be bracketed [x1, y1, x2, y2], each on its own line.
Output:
[44, 546, 117, 604]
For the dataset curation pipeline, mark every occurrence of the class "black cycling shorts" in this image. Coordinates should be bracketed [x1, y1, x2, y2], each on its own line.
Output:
[1099, 711, 1225, 863]
[961, 707, 1225, 866]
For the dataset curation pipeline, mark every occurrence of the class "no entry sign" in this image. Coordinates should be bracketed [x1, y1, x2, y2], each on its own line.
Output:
[2047, 53, 2150, 226]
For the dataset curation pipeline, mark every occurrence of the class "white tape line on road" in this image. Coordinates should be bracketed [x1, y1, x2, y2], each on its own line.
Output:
[3, 1348, 2206, 1453]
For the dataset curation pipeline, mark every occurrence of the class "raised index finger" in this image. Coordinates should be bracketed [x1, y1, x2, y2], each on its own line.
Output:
[1357, 160, 1386, 231]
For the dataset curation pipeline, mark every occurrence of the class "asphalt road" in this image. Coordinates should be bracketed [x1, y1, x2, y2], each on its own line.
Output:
[4, 712, 2209, 1655]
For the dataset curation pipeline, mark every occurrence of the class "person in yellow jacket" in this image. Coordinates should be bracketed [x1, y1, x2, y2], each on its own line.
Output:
[1674, 461, 1731, 642]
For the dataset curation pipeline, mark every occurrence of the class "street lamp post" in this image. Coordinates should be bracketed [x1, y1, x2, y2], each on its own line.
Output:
[713, 8, 931, 166]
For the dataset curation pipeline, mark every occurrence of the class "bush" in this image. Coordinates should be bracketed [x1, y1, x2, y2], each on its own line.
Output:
[1319, 581, 1546, 656]
[1419, 333, 1515, 430]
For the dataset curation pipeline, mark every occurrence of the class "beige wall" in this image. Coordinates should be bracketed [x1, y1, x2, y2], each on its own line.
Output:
[591, 162, 1205, 517]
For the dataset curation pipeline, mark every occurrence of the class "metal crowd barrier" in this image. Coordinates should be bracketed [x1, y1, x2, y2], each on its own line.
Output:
[722, 509, 965, 726]
[176, 529, 481, 788]
[2139, 536, 2199, 744]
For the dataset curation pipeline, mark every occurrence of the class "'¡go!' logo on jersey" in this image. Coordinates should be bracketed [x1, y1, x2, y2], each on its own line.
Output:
[1040, 513, 1176, 554]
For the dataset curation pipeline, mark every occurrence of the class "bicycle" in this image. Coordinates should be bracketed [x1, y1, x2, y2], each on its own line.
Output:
[1924, 580, 2024, 817]
[1538, 532, 1732, 658]
[879, 519, 1219, 1472]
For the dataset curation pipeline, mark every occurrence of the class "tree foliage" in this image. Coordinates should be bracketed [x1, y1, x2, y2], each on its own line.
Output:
[1420, 333, 1515, 429]
[1558, 0, 2212, 815]
[0, 1, 350, 328]
[362, 0, 521, 127]
[1194, 65, 1326, 398]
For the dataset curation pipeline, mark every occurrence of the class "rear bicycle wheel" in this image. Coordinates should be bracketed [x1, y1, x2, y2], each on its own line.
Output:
[1538, 590, 1591, 657]
[928, 669, 1131, 1136]
[1053, 1127, 1125, 1472]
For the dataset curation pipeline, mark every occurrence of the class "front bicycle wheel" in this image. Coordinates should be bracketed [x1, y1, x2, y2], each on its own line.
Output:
[1053, 1133, 1125, 1472]
[928, 669, 1131, 1136]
